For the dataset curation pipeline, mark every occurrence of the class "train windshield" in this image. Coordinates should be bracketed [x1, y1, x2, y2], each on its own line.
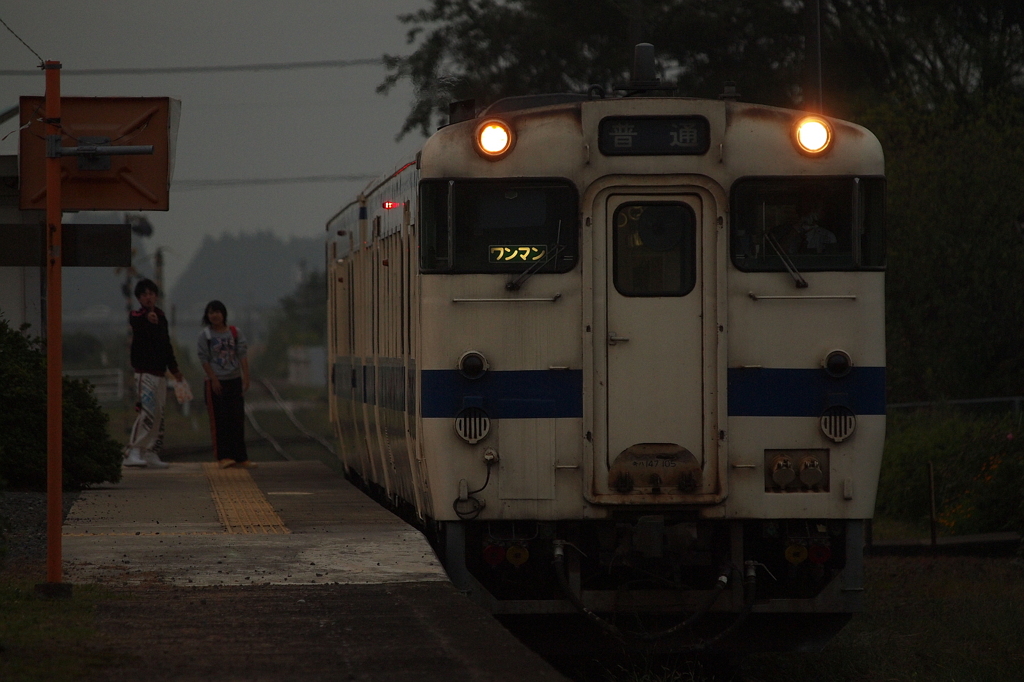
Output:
[730, 177, 885, 272]
[419, 179, 578, 273]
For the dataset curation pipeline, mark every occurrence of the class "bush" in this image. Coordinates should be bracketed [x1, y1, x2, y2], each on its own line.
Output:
[879, 409, 1024, 535]
[0, 315, 122, 491]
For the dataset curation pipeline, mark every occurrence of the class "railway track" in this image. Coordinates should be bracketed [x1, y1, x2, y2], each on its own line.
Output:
[162, 377, 335, 462]
[241, 377, 336, 461]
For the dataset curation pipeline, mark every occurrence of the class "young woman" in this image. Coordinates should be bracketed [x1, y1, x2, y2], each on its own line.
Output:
[197, 300, 253, 468]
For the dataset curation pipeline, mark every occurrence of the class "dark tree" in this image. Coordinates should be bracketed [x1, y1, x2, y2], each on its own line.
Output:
[380, 0, 1024, 137]
[826, 0, 1024, 111]
[0, 316, 123, 491]
[254, 271, 328, 379]
[378, 0, 812, 138]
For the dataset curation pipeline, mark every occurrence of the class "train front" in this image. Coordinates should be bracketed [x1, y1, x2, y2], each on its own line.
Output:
[414, 93, 885, 652]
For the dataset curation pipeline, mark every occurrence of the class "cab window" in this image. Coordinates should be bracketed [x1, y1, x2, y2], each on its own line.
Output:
[420, 179, 578, 274]
[731, 177, 885, 272]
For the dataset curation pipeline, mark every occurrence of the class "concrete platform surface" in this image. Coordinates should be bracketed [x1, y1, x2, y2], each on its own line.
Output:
[64, 461, 448, 586]
[62, 461, 568, 681]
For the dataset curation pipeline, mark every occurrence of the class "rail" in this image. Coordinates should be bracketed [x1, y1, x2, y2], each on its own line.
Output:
[888, 396, 1024, 414]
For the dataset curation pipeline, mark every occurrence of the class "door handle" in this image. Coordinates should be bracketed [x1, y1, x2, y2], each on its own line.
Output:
[608, 332, 630, 346]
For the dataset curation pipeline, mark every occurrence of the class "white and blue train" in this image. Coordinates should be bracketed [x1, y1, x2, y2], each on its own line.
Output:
[325, 47, 885, 651]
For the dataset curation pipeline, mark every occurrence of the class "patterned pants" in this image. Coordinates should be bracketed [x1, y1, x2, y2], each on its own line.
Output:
[127, 372, 167, 456]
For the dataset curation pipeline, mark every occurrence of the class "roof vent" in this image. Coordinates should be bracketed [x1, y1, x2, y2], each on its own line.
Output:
[448, 99, 477, 125]
[719, 81, 741, 101]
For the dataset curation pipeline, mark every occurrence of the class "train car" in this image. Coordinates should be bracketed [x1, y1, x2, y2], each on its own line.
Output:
[325, 45, 885, 652]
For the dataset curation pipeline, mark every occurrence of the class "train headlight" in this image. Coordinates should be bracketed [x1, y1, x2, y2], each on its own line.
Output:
[794, 116, 832, 155]
[822, 350, 853, 378]
[476, 119, 514, 158]
[458, 350, 489, 380]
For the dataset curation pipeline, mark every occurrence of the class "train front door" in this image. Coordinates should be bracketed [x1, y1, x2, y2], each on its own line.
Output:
[597, 191, 711, 499]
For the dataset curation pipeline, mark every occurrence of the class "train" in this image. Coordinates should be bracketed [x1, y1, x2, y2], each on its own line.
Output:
[325, 45, 885, 652]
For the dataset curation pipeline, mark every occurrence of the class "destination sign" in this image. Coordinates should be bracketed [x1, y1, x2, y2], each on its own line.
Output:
[598, 116, 710, 156]
[489, 245, 547, 263]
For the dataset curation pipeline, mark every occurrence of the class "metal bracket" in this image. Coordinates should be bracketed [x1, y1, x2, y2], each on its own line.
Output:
[46, 135, 155, 169]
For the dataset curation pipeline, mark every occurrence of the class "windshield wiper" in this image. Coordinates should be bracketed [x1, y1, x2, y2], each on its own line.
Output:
[763, 231, 808, 288]
[506, 220, 563, 291]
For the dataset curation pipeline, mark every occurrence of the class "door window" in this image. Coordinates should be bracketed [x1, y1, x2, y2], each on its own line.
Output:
[613, 202, 697, 296]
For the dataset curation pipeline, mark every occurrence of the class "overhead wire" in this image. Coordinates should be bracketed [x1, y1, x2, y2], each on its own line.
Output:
[0, 15, 44, 65]
[171, 174, 377, 190]
[0, 44, 392, 191]
[0, 57, 383, 77]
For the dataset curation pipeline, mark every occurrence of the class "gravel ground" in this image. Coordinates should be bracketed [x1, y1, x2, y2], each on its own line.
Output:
[0, 488, 571, 682]
[0, 491, 79, 568]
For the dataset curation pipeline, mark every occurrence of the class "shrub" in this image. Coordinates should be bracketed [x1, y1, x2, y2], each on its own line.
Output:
[879, 409, 1024, 535]
[0, 315, 122, 491]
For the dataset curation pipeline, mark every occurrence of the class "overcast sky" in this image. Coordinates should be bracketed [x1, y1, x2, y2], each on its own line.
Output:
[0, 1, 428, 290]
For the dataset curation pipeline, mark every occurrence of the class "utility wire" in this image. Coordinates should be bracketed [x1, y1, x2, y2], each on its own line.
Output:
[171, 173, 376, 190]
[0, 15, 44, 65]
[0, 57, 382, 77]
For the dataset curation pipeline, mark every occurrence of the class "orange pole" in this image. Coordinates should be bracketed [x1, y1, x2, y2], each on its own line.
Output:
[44, 60, 64, 584]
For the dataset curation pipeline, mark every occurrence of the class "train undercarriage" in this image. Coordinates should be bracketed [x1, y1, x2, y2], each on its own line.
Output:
[434, 516, 865, 653]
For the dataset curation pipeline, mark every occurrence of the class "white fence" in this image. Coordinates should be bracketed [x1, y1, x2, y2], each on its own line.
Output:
[64, 368, 124, 403]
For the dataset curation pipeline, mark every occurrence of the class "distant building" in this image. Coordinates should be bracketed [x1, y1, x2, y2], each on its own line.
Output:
[287, 345, 326, 386]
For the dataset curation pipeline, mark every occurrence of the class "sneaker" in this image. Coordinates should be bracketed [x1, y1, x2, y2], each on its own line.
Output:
[218, 458, 236, 469]
[142, 452, 170, 469]
[234, 460, 257, 468]
[123, 449, 147, 467]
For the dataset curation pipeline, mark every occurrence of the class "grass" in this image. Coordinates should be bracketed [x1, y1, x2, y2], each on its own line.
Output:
[870, 516, 935, 543]
[740, 555, 1024, 682]
[0, 573, 126, 682]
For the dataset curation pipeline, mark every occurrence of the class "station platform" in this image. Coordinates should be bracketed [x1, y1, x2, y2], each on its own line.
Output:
[62, 461, 568, 681]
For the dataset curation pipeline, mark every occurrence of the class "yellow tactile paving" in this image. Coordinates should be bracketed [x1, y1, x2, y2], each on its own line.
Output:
[202, 462, 290, 534]
[65, 528, 224, 532]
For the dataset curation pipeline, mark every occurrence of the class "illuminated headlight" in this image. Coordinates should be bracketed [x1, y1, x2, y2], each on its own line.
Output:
[794, 116, 832, 155]
[476, 119, 514, 158]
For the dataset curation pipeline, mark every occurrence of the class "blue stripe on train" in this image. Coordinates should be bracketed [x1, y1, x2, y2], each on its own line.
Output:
[727, 367, 886, 417]
[388, 366, 885, 419]
[420, 369, 583, 419]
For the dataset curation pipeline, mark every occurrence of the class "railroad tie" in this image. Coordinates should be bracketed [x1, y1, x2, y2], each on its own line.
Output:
[203, 462, 290, 534]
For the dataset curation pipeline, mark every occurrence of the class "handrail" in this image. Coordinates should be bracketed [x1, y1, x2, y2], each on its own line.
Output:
[748, 292, 857, 301]
[452, 293, 561, 303]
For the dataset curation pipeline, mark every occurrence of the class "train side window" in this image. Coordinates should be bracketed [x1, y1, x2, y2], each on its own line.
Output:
[613, 202, 697, 297]
[419, 180, 453, 271]
[730, 176, 885, 272]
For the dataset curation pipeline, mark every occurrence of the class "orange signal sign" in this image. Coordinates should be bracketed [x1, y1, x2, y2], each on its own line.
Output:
[19, 96, 178, 211]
